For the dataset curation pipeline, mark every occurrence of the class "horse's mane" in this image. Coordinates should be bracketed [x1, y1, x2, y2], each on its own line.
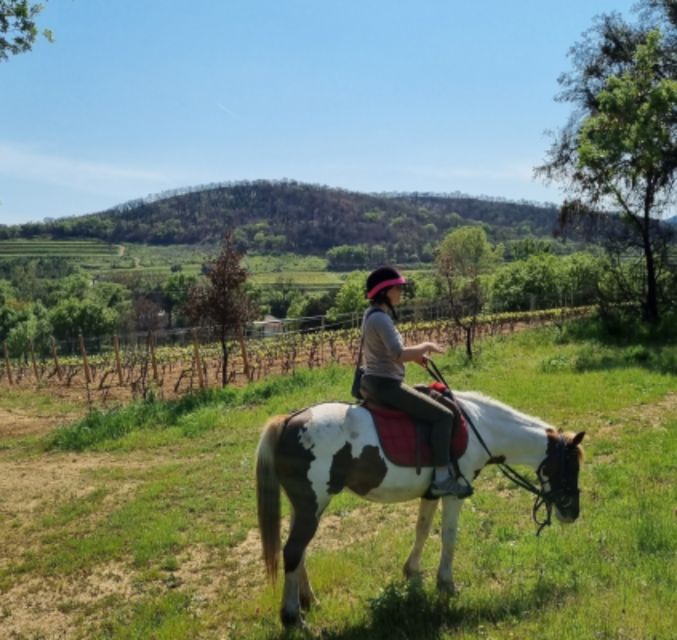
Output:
[455, 390, 554, 432]
[456, 391, 584, 458]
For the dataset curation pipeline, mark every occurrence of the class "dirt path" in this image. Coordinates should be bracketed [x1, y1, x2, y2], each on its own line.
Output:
[0, 449, 181, 639]
[0, 406, 82, 439]
[0, 431, 420, 639]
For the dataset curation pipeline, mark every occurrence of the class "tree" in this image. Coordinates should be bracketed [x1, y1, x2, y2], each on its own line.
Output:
[263, 276, 299, 318]
[0, 1, 52, 61]
[161, 272, 196, 328]
[326, 271, 368, 323]
[185, 233, 255, 386]
[538, 4, 677, 323]
[287, 291, 335, 325]
[6, 302, 51, 357]
[508, 237, 554, 261]
[48, 298, 118, 342]
[0, 279, 18, 341]
[436, 227, 501, 359]
[326, 244, 370, 270]
[132, 296, 163, 332]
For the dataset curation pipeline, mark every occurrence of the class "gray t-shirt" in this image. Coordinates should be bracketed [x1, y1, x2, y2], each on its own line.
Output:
[362, 307, 405, 381]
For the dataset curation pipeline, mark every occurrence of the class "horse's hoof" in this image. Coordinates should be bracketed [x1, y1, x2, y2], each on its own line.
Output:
[402, 563, 421, 581]
[436, 579, 457, 596]
[280, 609, 304, 628]
[300, 592, 319, 611]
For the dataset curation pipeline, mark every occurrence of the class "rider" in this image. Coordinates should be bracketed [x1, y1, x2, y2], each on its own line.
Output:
[359, 266, 473, 498]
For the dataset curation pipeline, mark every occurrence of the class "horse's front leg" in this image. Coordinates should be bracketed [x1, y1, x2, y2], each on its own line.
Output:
[403, 497, 439, 579]
[437, 496, 463, 594]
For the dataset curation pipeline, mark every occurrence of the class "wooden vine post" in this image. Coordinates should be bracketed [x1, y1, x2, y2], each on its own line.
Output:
[29, 341, 39, 381]
[192, 328, 205, 389]
[50, 336, 63, 381]
[148, 331, 159, 382]
[79, 332, 92, 384]
[238, 326, 250, 380]
[3, 341, 13, 385]
[113, 334, 124, 385]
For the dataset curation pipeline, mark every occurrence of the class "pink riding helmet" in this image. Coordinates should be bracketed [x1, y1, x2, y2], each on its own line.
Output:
[366, 266, 407, 299]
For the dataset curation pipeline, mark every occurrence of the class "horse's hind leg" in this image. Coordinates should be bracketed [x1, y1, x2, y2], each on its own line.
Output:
[298, 558, 317, 610]
[403, 497, 439, 579]
[281, 510, 322, 627]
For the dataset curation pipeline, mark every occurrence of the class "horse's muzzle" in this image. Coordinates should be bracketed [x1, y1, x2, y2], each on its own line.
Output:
[554, 494, 580, 523]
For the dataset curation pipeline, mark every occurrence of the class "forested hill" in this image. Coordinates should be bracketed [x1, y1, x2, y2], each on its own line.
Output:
[3, 181, 560, 259]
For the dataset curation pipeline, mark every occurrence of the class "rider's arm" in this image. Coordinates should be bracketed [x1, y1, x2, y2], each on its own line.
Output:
[396, 342, 443, 365]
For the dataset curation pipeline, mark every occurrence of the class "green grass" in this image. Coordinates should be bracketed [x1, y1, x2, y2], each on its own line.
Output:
[0, 387, 81, 416]
[1, 320, 675, 638]
[46, 368, 340, 451]
[95, 592, 201, 639]
[249, 270, 344, 288]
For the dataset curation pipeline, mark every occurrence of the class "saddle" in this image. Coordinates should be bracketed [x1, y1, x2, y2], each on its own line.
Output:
[363, 383, 469, 473]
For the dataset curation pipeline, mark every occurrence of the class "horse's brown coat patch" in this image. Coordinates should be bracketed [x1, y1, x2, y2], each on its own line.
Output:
[275, 410, 319, 574]
[540, 430, 583, 521]
[328, 443, 388, 496]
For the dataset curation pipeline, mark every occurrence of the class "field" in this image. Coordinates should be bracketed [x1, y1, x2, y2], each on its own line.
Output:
[0, 239, 434, 293]
[0, 239, 350, 292]
[0, 239, 121, 259]
[0, 319, 675, 639]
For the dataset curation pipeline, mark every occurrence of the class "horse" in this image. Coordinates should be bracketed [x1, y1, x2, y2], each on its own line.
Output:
[255, 391, 585, 627]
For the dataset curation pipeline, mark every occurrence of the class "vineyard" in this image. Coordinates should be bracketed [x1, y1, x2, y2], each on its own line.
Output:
[0, 307, 592, 406]
[0, 239, 121, 260]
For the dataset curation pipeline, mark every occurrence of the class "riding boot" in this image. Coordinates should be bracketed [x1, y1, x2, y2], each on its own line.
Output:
[430, 407, 473, 498]
[447, 457, 473, 498]
[430, 470, 473, 498]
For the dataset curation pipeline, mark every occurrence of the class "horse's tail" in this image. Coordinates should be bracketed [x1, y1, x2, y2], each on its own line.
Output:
[256, 414, 287, 583]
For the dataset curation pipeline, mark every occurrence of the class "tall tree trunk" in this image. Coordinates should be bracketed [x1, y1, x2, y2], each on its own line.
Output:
[642, 205, 659, 324]
[643, 239, 659, 323]
[221, 333, 229, 387]
[465, 323, 473, 360]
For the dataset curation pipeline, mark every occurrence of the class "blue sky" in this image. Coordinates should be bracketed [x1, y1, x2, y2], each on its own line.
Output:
[1, 0, 638, 225]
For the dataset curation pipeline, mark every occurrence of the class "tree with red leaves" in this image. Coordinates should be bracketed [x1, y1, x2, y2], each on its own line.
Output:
[185, 233, 255, 386]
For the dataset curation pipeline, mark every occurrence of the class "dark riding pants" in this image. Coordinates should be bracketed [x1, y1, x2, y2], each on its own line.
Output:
[361, 374, 453, 468]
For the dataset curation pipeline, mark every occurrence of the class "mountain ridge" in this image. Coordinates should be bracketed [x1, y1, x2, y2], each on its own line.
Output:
[2, 180, 561, 260]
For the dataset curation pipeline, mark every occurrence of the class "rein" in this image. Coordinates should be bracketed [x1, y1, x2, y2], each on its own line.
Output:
[424, 359, 558, 536]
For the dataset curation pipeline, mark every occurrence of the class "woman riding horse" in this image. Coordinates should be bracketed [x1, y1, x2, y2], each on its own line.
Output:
[359, 266, 472, 498]
[256, 266, 586, 628]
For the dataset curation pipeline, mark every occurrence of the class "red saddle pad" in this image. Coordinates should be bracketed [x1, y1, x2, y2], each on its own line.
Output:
[365, 403, 469, 468]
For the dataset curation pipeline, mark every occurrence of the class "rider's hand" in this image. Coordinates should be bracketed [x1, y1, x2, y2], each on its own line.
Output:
[426, 342, 444, 354]
[415, 353, 429, 367]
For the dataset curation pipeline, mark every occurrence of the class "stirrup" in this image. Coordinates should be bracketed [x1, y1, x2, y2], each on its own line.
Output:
[430, 474, 473, 499]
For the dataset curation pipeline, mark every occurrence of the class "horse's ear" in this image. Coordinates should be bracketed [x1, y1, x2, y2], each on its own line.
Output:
[572, 431, 585, 446]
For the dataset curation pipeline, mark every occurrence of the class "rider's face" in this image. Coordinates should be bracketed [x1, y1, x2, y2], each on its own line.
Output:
[386, 285, 402, 306]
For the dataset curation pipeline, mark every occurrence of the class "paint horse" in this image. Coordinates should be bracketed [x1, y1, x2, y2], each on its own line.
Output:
[256, 391, 585, 627]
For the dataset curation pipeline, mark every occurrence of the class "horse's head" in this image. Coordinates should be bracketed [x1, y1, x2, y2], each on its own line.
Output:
[539, 430, 585, 523]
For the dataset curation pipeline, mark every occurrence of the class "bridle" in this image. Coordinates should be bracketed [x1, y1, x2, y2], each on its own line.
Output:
[425, 359, 581, 536]
[470, 416, 580, 536]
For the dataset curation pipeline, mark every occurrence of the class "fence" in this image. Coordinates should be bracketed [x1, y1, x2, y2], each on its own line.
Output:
[0, 306, 593, 405]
